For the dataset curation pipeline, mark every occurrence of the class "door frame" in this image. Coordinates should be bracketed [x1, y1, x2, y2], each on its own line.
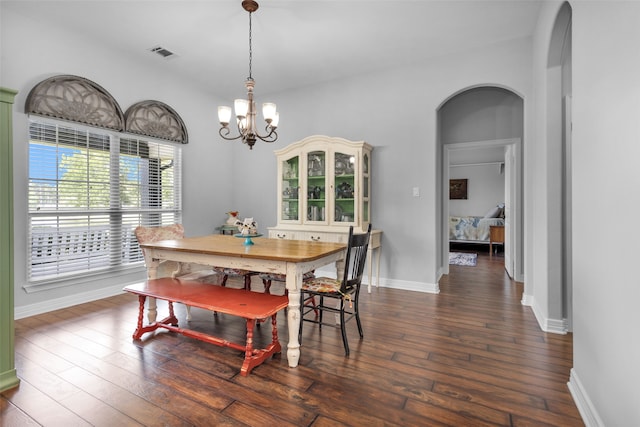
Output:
[441, 138, 523, 280]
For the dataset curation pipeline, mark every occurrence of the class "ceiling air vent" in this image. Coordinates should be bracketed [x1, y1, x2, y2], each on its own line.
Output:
[149, 46, 177, 59]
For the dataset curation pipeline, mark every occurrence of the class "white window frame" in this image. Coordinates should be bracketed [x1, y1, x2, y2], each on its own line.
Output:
[27, 118, 182, 288]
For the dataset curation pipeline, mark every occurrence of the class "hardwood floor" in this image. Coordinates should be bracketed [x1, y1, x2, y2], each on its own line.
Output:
[2, 253, 583, 426]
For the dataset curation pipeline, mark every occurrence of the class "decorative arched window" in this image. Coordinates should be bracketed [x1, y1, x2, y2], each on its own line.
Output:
[25, 74, 189, 144]
[25, 74, 125, 131]
[124, 100, 188, 144]
[25, 75, 187, 287]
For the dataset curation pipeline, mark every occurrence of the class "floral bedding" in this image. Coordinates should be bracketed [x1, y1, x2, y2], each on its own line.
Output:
[449, 216, 504, 242]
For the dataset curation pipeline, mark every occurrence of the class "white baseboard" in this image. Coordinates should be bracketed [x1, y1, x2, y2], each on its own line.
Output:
[14, 282, 141, 319]
[369, 277, 440, 294]
[521, 292, 534, 306]
[521, 293, 567, 334]
[544, 317, 568, 334]
[316, 267, 439, 294]
[568, 369, 604, 427]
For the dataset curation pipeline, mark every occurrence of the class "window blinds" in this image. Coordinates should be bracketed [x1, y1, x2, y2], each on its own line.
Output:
[28, 120, 182, 281]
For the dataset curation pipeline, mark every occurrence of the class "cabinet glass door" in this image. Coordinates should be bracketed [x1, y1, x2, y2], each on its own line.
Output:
[334, 151, 355, 223]
[281, 155, 299, 220]
[307, 151, 326, 222]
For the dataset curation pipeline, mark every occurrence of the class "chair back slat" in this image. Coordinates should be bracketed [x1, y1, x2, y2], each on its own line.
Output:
[340, 224, 372, 294]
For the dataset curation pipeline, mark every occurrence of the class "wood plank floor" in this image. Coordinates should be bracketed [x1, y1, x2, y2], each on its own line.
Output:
[2, 252, 583, 426]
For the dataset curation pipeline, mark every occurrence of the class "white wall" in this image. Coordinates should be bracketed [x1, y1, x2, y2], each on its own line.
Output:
[527, 0, 562, 334]
[568, 2, 640, 425]
[439, 87, 524, 144]
[449, 164, 504, 218]
[528, 2, 640, 425]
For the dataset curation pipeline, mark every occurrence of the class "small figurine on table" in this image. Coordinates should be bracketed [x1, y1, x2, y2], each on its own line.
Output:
[235, 217, 258, 236]
[234, 217, 260, 245]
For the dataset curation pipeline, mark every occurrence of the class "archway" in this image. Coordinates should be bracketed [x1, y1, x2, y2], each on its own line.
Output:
[437, 86, 524, 281]
[545, 1, 573, 331]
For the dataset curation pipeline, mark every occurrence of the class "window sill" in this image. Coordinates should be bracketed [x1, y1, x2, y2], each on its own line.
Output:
[24, 264, 147, 293]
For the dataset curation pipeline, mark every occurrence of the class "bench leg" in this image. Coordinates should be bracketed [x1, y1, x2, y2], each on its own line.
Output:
[239, 314, 282, 376]
[244, 318, 256, 368]
[168, 301, 177, 326]
[271, 313, 280, 345]
[132, 295, 179, 340]
[133, 295, 146, 339]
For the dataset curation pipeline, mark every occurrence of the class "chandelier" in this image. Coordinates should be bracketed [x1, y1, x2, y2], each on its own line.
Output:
[217, 0, 278, 150]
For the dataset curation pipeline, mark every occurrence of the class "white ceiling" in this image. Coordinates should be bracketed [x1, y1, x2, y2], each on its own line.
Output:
[4, 0, 542, 100]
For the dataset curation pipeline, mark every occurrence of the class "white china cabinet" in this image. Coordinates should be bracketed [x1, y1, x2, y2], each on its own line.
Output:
[268, 135, 381, 290]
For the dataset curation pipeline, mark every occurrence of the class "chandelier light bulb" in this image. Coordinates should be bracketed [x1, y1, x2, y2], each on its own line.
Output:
[218, 106, 232, 125]
[262, 102, 277, 122]
[270, 111, 279, 128]
[234, 99, 249, 118]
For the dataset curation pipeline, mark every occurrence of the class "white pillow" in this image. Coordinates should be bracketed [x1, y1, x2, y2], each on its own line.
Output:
[483, 206, 502, 218]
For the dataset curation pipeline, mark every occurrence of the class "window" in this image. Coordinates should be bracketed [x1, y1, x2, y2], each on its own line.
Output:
[28, 120, 182, 282]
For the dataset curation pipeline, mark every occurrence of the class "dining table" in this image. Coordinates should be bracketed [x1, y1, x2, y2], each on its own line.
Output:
[138, 234, 347, 368]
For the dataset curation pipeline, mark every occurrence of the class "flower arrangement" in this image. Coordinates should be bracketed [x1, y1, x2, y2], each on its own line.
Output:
[235, 217, 258, 236]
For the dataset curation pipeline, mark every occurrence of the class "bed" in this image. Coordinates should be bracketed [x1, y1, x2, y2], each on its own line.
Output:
[449, 216, 504, 243]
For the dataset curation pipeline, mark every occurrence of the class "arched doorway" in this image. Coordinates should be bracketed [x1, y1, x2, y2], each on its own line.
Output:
[437, 86, 524, 281]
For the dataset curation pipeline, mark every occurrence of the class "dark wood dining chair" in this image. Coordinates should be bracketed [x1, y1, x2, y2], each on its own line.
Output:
[298, 224, 372, 356]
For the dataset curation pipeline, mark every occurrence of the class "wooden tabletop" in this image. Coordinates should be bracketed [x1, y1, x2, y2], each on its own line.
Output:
[140, 234, 346, 263]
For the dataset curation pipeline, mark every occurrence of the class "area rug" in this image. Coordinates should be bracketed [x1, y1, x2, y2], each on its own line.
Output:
[449, 252, 478, 266]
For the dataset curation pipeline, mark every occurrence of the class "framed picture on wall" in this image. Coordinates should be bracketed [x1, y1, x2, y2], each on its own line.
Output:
[450, 179, 468, 200]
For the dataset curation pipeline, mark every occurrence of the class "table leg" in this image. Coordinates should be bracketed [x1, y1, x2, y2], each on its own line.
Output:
[376, 245, 381, 287]
[285, 265, 302, 367]
[146, 261, 159, 323]
[147, 298, 157, 324]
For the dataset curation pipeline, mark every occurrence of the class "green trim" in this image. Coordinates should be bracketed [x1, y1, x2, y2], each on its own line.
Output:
[0, 87, 18, 104]
[0, 87, 19, 392]
[0, 369, 20, 392]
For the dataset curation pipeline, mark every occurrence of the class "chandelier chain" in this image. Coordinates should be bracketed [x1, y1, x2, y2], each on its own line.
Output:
[248, 11, 253, 80]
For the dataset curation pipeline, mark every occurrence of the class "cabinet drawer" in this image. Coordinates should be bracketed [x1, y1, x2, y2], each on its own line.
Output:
[268, 230, 298, 240]
[297, 232, 347, 244]
[268, 229, 348, 244]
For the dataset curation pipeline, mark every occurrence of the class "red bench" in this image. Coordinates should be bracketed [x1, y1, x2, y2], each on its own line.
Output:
[123, 278, 288, 376]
